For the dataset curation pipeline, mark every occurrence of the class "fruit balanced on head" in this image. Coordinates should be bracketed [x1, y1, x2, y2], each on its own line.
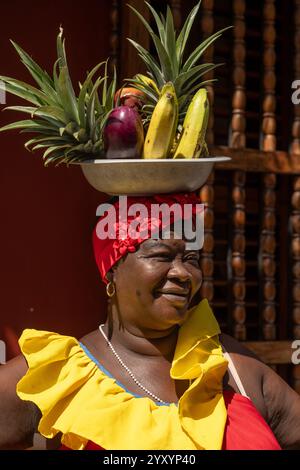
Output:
[0, 28, 118, 165]
[118, 0, 230, 159]
[0, 1, 229, 163]
[126, 1, 229, 127]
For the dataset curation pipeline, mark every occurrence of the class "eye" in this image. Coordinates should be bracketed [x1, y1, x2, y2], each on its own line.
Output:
[149, 252, 172, 261]
[184, 255, 200, 266]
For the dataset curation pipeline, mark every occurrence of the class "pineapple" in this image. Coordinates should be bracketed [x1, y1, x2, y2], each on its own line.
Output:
[126, 1, 230, 126]
[0, 28, 116, 166]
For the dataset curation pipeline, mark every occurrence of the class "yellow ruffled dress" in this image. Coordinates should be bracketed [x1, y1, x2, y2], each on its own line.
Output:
[17, 299, 228, 450]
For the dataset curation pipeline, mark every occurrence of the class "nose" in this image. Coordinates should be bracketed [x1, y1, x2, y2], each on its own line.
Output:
[167, 258, 192, 284]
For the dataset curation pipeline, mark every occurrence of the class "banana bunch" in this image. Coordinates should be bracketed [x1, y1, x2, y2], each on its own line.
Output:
[142, 85, 209, 160]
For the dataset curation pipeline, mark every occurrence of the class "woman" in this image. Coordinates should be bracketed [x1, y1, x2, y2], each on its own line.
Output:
[0, 192, 299, 450]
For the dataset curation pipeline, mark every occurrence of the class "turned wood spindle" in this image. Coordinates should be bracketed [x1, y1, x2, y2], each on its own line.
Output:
[110, 0, 120, 75]
[291, 0, 300, 394]
[170, 0, 182, 32]
[201, 0, 215, 146]
[231, 171, 247, 340]
[200, 173, 215, 303]
[260, 174, 277, 341]
[200, 1, 216, 305]
[261, 0, 277, 152]
[258, 1, 277, 344]
[291, 178, 300, 393]
[229, 0, 247, 341]
[230, 0, 246, 149]
[291, 0, 300, 156]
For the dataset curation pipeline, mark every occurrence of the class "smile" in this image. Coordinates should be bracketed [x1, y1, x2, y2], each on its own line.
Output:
[155, 290, 190, 304]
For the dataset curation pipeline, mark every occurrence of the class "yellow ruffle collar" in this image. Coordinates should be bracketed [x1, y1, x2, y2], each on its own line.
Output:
[17, 299, 228, 450]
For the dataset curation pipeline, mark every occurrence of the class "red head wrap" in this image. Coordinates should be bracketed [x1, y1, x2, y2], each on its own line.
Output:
[93, 192, 203, 284]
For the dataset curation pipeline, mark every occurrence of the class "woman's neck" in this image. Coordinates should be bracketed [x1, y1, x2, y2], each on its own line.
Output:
[103, 317, 180, 363]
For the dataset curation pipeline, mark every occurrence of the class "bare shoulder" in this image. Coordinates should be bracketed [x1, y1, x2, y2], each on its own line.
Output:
[220, 332, 263, 361]
[219, 333, 267, 418]
[219, 332, 265, 381]
[1, 353, 28, 379]
[261, 359, 300, 449]
[79, 330, 106, 362]
[80, 330, 100, 353]
[80, 329, 98, 343]
[220, 333, 300, 449]
[0, 354, 41, 449]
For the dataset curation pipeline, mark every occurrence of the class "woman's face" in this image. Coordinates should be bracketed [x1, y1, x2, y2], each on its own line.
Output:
[111, 233, 203, 334]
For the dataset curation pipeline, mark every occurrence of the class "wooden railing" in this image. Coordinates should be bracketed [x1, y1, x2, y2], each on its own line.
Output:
[200, 0, 215, 314]
[245, 340, 294, 365]
[110, 0, 300, 392]
[291, 0, 300, 394]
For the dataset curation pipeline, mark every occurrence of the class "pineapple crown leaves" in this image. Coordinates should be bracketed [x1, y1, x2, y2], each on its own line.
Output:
[127, 1, 232, 100]
[0, 28, 117, 166]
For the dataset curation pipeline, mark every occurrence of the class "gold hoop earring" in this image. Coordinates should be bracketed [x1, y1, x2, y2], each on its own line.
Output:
[106, 281, 116, 298]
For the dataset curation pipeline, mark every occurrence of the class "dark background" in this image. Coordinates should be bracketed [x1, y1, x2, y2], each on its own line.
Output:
[0, 0, 110, 358]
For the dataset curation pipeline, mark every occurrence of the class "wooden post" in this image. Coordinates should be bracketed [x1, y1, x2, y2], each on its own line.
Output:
[261, 0, 277, 152]
[200, 0, 215, 304]
[200, 174, 215, 303]
[229, 0, 247, 340]
[290, 178, 300, 338]
[201, 0, 215, 146]
[258, 1, 277, 345]
[229, 0, 246, 149]
[119, 0, 151, 80]
[291, 0, 300, 393]
[170, 0, 182, 32]
[259, 174, 277, 340]
[231, 171, 247, 340]
[291, 0, 300, 157]
[110, 0, 120, 75]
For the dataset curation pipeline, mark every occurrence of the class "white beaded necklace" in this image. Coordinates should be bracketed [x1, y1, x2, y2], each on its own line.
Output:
[99, 324, 168, 405]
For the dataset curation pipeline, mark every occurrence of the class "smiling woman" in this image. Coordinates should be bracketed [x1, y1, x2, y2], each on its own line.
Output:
[107, 236, 202, 331]
[0, 192, 300, 450]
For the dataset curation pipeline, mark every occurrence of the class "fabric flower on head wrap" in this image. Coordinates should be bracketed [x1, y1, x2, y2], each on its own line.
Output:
[93, 192, 203, 284]
[113, 237, 138, 256]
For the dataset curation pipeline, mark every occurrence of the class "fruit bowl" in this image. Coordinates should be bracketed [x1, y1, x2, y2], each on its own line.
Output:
[78, 157, 231, 196]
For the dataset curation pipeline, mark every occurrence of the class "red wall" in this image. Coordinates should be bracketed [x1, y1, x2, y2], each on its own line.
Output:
[0, 1, 111, 359]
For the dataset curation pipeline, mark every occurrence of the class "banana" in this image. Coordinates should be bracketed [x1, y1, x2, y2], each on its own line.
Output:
[142, 82, 178, 159]
[135, 74, 160, 95]
[173, 88, 209, 159]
